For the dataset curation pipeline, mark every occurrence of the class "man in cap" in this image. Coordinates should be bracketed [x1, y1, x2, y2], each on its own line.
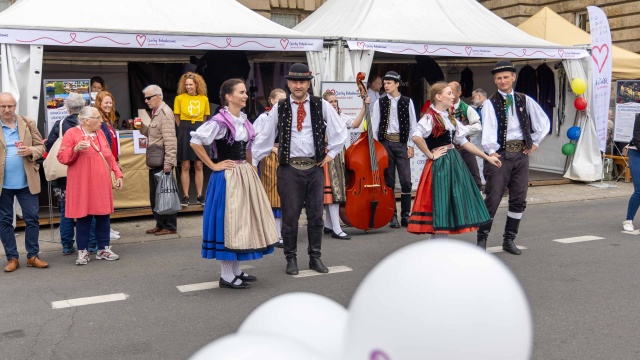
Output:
[450, 81, 483, 191]
[252, 63, 348, 275]
[371, 71, 417, 228]
[478, 60, 550, 254]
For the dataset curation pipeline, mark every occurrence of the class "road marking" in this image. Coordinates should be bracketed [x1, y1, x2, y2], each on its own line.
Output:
[553, 236, 604, 244]
[487, 245, 527, 254]
[52, 293, 128, 309]
[177, 282, 219, 292]
[622, 230, 640, 235]
[293, 265, 353, 278]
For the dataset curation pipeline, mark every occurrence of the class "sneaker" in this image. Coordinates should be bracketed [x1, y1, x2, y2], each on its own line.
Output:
[110, 229, 121, 240]
[623, 220, 634, 231]
[110, 228, 120, 235]
[75, 250, 90, 265]
[196, 195, 205, 206]
[62, 246, 76, 255]
[181, 196, 190, 207]
[96, 246, 119, 261]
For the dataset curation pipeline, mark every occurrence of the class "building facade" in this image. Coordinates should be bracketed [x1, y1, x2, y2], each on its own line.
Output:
[478, 0, 640, 53]
[237, 0, 327, 28]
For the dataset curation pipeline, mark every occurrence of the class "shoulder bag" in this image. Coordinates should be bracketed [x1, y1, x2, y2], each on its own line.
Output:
[43, 118, 68, 181]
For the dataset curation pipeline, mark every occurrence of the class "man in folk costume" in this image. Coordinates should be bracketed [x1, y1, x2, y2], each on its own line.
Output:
[449, 81, 483, 191]
[371, 71, 417, 228]
[252, 63, 348, 275]
[479, 60, 550, 254]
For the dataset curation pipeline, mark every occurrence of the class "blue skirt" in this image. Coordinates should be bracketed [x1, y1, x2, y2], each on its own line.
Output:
[201, 170, 275, 261]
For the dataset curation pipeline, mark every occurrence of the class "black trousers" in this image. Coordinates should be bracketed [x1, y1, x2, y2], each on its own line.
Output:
[458, 147, 482, 191]
[277, 165, 324, 260]
[380, 140, 412, 194]
[483, 151, 529, 218]
[149, 168, 178, 231]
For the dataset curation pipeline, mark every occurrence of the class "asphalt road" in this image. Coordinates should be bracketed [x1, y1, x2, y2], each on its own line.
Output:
[1, 197, 640, 360]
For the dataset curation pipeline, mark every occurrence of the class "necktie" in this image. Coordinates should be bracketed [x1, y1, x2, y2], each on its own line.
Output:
[293, 101, 306, 131]
[506, 94, 513, 116]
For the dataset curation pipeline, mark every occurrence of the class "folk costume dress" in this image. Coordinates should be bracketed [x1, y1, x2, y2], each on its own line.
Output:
[252, 109, 282, 219]
[323, 112, 358, 204]
[407, 106, 491, 235]
[190, 107, 278, 261]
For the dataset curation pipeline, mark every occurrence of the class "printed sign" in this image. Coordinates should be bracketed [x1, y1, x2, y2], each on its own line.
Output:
[43, 79, 90, 134]
[613, 80, 640, 143]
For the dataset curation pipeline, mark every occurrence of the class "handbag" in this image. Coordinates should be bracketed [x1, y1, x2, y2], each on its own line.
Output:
[146, 144, 165, 168]
[91, 138, 119, 189]
[43, 118, 68, 181]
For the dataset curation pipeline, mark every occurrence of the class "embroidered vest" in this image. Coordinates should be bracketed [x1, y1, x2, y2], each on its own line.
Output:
[277, 96, 326, 164]
[453, 100, 470, 125]
[489, 92, 533, 151]
[378, 95, 411, 143]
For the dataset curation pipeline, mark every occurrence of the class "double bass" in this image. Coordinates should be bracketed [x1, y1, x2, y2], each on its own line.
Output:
[343, 72, 395, 231]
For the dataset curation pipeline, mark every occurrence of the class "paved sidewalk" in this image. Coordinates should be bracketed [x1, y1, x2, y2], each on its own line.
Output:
[2, 180, 633, 258]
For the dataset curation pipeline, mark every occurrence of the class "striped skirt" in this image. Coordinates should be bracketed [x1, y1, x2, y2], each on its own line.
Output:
[407, 149, 490, 235]
[259, 152, 281, 209]
[323, 151, 347, 204]
[201, 162, 278, 261]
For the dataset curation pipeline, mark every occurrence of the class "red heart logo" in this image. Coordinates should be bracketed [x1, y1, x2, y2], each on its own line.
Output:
[280, 38, 289, 50]
[465, 46, 472, 55]
[70, 33, 77, 41]
[591, 44, 609, 73]
[357, 41, 365, 49]
[558, 49, 565, 58]
[424, 45, 429, 53]
[136, 34, 146, 47]
[328, 89, 336, 94]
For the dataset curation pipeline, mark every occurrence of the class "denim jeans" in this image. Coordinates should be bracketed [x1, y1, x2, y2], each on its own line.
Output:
[59, 190, 75, 249]
[76, 215, 110, 251]
[0, 187, 40, 260]
[626, 149, 640, 220]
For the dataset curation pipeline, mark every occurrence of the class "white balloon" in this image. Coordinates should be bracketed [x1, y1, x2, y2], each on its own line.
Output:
[189, 333, 324, 360]
[239, 292, 348, 359]
[342, 240, 533, 360]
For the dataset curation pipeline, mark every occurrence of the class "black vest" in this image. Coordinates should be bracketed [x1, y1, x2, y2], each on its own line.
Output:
[425, 130, 454, 150]
[214, 138, 247, 161]
[489, 92, 533, 151]
[277, 96, 326, 164]
[378, 95, 411, 143]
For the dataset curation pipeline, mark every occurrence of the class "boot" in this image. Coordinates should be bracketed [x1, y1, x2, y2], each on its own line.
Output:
[389, 214, 400, 228]
[400, 194, 412, 227]
[476, 221, 492, 250]
[502, 216, 522, 255]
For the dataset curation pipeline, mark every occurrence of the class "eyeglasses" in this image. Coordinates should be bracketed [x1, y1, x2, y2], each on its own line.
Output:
[144, 94, 159, 101]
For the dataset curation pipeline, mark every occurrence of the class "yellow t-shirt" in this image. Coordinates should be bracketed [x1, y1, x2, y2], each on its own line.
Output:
[174, 94, 211, 123]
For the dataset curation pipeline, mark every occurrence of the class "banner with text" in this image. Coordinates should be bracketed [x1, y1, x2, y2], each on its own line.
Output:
[613, 80, 640, 143]
[43, 79, 90, 133]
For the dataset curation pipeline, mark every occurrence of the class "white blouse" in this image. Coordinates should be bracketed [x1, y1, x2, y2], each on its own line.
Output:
[412, 105, 469, 146]
[190, 109, 249, 146]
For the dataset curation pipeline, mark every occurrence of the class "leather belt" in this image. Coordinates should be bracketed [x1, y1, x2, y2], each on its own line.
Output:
[505, 140, 525, 153]
[289, 157, 317, 170]
[385, 133, 401, 142]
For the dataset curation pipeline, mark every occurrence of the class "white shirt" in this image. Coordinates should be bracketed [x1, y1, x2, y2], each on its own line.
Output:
[454, 100, 482, 137]
[251, 95, 348, 166]
[190, 109, 248, 145]
[413, 105, 469, 147]
[252, 112, 269, 136]
[339, 112, 359, 150]
[481, 90, 550, 155]
[367, 87, 381, 114]
[371, 93, 417, 147]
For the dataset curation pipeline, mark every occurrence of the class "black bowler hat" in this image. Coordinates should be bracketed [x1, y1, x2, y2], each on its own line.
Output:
[491, 60, 517, 74]
[285, 63, 314, 80]
[382, 71, 401, 82]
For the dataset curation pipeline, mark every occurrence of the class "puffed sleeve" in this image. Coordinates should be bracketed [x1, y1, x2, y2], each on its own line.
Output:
[190, 120, 225, 146]
[525, 95, 550, 147]
[453, 122, 469, 146]
[481, 101, 500, 155]
[413, 114, 433, 138]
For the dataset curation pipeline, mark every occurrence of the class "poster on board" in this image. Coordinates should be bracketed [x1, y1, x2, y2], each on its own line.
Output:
[613, 80, 640, 143]
[320, 81, 366, 145]
[43, 79, 91, 134]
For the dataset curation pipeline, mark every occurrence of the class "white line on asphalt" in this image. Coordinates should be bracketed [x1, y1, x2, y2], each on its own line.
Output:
[52, 293, 128, 309]
[177, 282, 219, 293]
[622, 230, 640, 235]
[553, 235, 605, 244]
[292, 265, 353, 278]
[487, 245, 528, 254]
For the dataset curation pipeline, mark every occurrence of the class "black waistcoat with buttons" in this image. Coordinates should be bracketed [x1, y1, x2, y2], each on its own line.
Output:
[214, 138, 247, 161]
[378, 95, 411, 143]
[277, 96, 326, 164]
[489, 91, 533, 151]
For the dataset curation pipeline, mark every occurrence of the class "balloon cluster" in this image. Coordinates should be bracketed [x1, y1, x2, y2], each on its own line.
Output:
[562, 78, 588, 156]
[190, 240, 533, 360]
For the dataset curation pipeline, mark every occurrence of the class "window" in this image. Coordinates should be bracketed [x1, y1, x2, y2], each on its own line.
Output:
[271, 13, 299, 29]
[575, 11, 588, 31]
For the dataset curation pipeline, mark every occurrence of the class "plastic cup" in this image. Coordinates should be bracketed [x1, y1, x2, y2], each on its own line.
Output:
[134, 117, 142, 129]
[14, 141, 23, 148]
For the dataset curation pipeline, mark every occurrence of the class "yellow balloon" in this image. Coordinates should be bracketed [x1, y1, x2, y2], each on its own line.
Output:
[571, 78, 587, 95]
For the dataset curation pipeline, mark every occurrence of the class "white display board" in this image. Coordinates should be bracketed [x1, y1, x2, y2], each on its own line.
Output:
[43, 79, 90, 134]
[321, 81, 366, 145]
[613, 80, 640, 143]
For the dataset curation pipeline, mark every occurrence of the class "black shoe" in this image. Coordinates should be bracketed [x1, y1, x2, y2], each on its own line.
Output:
[273, 239, 283, 248]
[286, 259, 299, 275]
[331, 231, 351, 240]
[181, 196, 189, 207]
[401, 218, 409, 227]
[196, 195, 205, 206]
[389, 216, 400, 228]
[238, 272, 257, 282]
[502, 239, 521, 255]
[324, 227, 333, 234]
[219, 276, 251, 289]
[476, 239, 487, 249]
[309, 258, 329, 273]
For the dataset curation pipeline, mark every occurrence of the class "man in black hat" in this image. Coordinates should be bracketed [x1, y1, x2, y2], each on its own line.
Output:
[478, 60, 550, 254]
[252, 63, 348, 275]
[371, 71, 417, 228]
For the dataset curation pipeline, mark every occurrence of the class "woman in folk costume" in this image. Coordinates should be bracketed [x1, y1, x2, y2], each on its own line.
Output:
[407, 82, 501, 238]
[321, 90, 369, 240]
[190, 78, 278, 289]
[252, 88, 287, 248]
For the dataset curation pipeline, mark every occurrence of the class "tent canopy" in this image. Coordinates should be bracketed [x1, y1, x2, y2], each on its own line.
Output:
[518, 7, 640, 80]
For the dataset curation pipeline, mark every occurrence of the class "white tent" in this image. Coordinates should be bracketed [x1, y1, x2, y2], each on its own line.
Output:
[0, 0, 322, 120]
